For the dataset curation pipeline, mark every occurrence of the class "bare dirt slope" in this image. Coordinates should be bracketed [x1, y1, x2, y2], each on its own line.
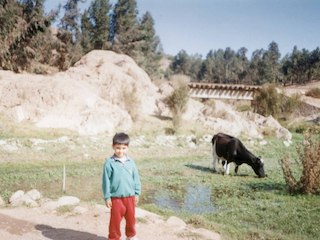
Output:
[281, 80, 320, 108]
[0, 204, 220, 240]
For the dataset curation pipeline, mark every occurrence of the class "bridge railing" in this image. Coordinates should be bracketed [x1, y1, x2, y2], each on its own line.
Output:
[188, 82, 261, 100]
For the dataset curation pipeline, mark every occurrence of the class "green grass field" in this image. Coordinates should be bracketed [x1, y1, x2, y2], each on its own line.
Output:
[0, 133, 319, 240]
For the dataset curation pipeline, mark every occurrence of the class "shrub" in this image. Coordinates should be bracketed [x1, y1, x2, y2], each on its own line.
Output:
[122, 84, 141, 122]
[280, 133, 320, 194]
[254, 84, 302, 120]
[289, 122, 320, 134]
[254, 84, 281, 118]
[305, 88, 320, 98]
[281, 93, 302, 115]
[164, 83, 189, 131]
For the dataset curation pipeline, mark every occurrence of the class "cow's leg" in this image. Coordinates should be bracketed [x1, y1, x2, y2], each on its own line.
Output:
[222, 161, 230, 175]
[212, 156, 217, 172]
[212, 141, 218, 172]
[235, 165, 239, 175]
[225, 162, 231, 175]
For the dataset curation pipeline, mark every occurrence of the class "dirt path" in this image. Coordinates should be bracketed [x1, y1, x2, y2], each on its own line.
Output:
[0, 204, 220, 240]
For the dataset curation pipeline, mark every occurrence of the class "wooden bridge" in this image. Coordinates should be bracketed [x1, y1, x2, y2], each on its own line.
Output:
[188, 82, 261, 101]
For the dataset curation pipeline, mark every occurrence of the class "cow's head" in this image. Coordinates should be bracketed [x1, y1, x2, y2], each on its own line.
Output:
[252, 157, 266, 178]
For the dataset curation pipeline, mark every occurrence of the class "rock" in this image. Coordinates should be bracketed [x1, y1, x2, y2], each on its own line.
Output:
[192, 228, 221, 240]
[166, 216, 187, 230]
[26, 189, 42, 201]
[9, 190, 25, 207]
[41, 200, 59, 212]
[21, 194, 38, 208]
[186, 135, 197, 148]
[57, 196, 80, 207]
[263, 116, 292, 141]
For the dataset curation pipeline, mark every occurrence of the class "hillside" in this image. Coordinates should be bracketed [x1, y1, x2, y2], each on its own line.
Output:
[0, 50, 295, 142]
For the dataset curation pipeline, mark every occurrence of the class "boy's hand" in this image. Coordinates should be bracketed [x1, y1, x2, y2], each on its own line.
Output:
[135, 196, 139, 205]
[105, 199, 112, 208]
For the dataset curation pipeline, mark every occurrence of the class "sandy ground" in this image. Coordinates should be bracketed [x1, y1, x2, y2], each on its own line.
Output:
[0, 203, 220, 240]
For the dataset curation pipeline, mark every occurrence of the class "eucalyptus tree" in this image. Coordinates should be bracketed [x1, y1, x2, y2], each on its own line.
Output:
[235, 47, 250, 84]
[60, 0, 82, 42]
[199, 50, 221, 83]
[111, 0, 140, 56]
[262, 41, 281, 84]
[189, 53, 203, 81]
[136, 11, 161, 78]
[282, 46, 320, 85]
[170, 50, 192, 75]
[249, 49, 265, 85]
[80, 9, 92, 53]
[223, 47, 238, 83]
[88, 0, 111, 50]
[56, 0, 84, 69]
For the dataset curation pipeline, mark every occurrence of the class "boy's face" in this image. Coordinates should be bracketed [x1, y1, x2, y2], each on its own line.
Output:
[112, 143, 128, 158]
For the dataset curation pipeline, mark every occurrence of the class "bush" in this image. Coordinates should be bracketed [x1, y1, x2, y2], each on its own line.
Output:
[281, 93, 302, 114]
[254, 84, 302, 120]
[254, 84, 281, 118]
[122, 84, 141, 122]
[289, 122, 320, 134]
[164, 83, 189, 131]
[280, 133, 320, 194]
[305, 88, 320, 98]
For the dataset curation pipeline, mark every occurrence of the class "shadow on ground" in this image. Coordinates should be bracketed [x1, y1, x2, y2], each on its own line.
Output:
[35, 224, 106, 240]
[185, 164, 252, 177]
[185, 164, 213, 173]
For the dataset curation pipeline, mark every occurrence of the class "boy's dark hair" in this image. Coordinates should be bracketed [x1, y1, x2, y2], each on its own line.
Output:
[112, 132, 130, 146]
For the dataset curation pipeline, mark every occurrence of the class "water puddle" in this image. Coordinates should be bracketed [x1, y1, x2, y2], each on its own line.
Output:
[152, 185, 217, 214]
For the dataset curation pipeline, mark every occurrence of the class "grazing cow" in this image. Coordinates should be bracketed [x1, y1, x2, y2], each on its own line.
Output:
[212, 133, 266, 177]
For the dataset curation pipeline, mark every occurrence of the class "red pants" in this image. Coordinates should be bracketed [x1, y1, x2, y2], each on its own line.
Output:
[108, 196, 136, 240]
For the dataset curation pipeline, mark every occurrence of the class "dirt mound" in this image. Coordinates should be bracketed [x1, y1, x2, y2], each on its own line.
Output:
[0, 50, 161, 135]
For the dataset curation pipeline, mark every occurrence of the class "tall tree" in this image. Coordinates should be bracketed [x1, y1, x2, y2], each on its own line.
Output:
[249, 49, 265, 85]
[137, 11, 161, 77]
[170, 50, 192, 75]
[80, 9, 93, 53]
[262, 41, 281, 84]
[281, 46, 320, 85]
[88, 0, 111, 49]
[111, 0, 140, 56]
[58, 0, 83, 70]
[236, 47, 249, 84]
[60, 0, 82, 42]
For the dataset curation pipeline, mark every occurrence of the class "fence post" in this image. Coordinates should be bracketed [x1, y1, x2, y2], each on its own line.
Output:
[62, 164, 66, 192]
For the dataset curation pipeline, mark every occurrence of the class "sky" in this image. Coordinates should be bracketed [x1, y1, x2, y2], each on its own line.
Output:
[44, 0, 320, 58]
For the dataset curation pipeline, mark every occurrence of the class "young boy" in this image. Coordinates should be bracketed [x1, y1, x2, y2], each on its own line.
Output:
[102, 132, 141, 240]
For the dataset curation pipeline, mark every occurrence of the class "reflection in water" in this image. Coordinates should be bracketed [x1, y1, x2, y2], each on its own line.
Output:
[154, 185, 216, 214]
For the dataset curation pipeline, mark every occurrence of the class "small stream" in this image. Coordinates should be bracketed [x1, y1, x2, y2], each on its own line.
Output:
[151, 185, 217, 214]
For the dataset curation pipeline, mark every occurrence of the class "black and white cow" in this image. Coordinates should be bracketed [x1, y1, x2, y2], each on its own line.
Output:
[212, 133, 266, 177]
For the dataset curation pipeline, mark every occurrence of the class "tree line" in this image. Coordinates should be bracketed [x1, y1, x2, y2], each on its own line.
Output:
[1, 0, 319, 86]
[169, 42, 320, 86]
